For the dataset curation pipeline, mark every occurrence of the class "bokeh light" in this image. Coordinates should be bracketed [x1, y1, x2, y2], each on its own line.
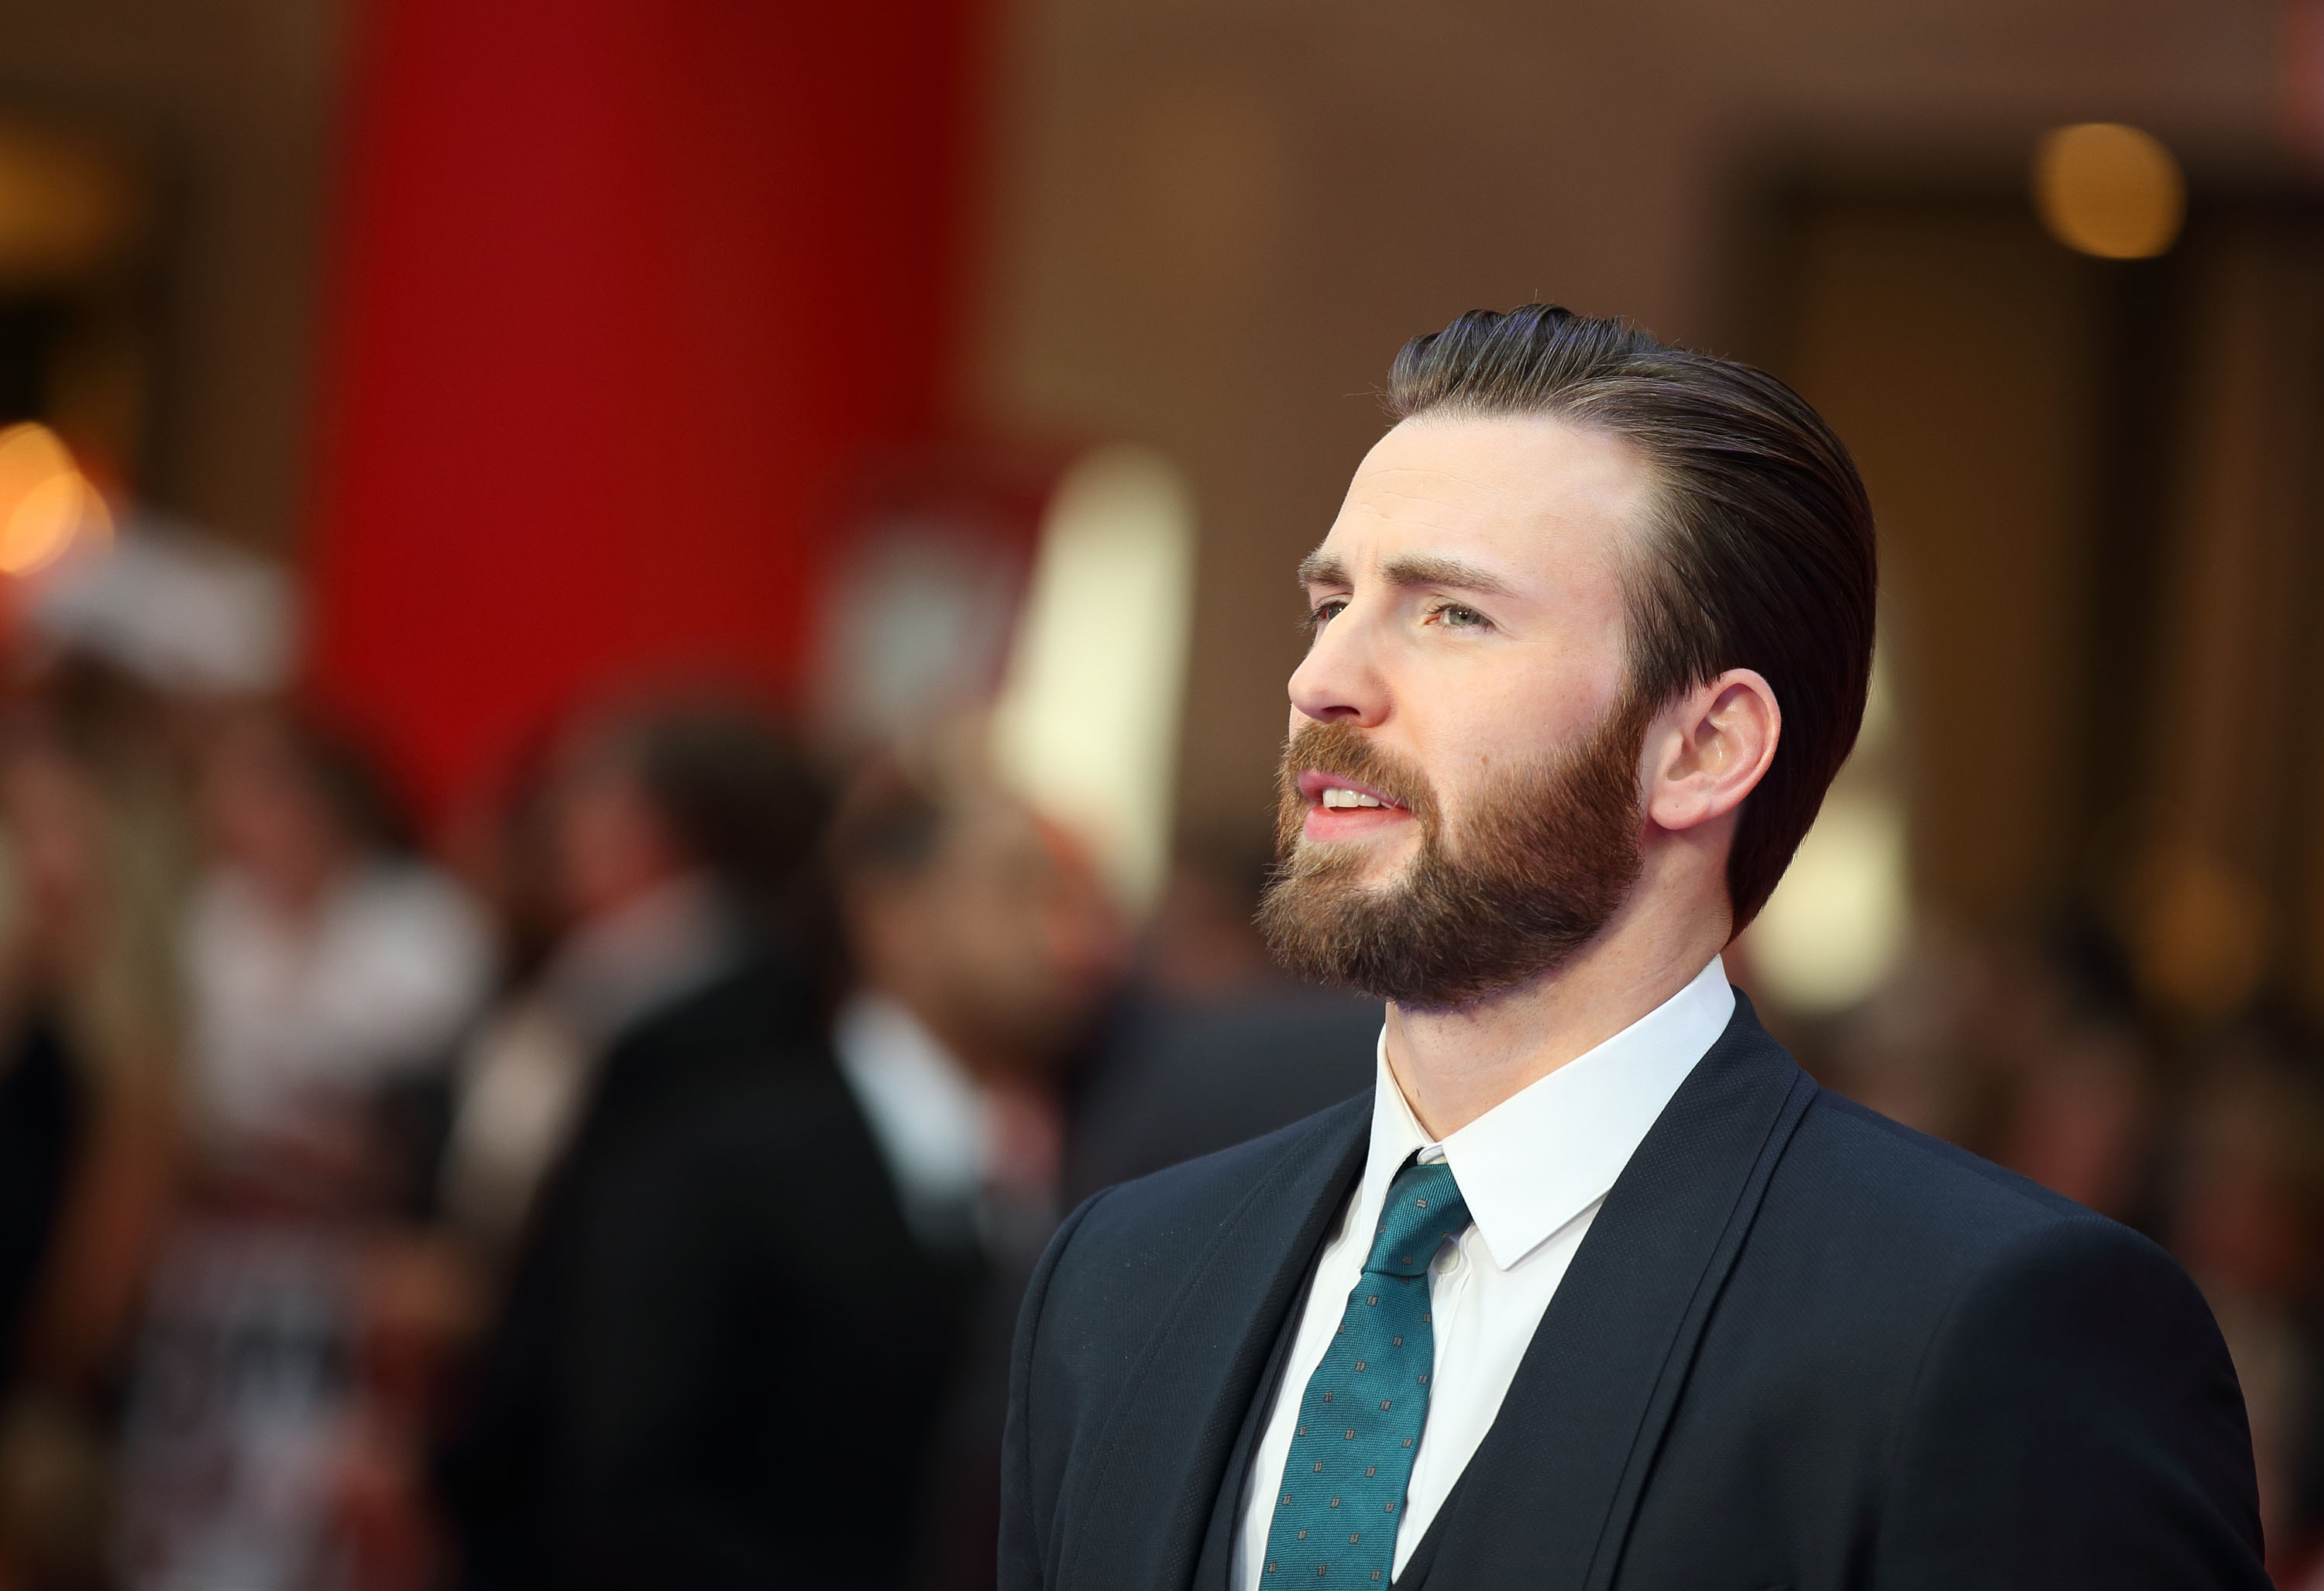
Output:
[2033, 122, 2185, 260]
[0, 421, 109, 576]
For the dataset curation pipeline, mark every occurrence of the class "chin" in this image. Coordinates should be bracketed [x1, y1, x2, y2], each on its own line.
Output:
[1297, 833, 1419, 883]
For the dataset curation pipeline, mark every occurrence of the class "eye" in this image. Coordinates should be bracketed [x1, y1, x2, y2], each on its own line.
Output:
[1306, 596, 1349, 633]
[1428, 601, 1491, 631]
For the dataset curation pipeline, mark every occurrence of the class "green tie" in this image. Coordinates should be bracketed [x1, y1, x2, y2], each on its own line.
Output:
[1260, 1159, 1471, 1583]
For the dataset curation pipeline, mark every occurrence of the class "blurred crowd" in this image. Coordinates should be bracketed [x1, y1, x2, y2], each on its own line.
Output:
[1807, 926, 2324, 1583]
[0, 531, 1381, 1591]
[0, 537, 2318, 1591]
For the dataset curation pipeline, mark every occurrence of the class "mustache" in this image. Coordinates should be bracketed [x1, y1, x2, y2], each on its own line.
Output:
[1277, 720, 1438, 823]
[1260, 690, 1653, 1007]
[1274, 720, 1439, 871]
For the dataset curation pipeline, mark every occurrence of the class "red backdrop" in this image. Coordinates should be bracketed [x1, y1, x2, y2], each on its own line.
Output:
[306, 0, 985, 814]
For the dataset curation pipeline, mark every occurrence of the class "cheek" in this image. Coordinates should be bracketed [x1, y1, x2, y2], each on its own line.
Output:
[1423, 747, 1514, 837]
[1412, 686, 1549, 782]
[941, 884, 1046, 978]
[1415, 668, 1608, 816]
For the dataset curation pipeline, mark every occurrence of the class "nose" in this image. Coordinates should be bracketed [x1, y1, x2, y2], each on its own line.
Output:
[1288, 604, 1389, 728]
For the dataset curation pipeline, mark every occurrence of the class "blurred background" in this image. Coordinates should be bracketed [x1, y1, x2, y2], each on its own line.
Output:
[0, 0, 2312, 1586]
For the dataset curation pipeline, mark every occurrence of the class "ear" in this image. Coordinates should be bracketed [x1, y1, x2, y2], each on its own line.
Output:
[1642, 668, 1779, 833]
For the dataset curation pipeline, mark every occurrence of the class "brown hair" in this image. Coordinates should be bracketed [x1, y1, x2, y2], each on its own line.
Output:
[1384, 304, 1877, 930]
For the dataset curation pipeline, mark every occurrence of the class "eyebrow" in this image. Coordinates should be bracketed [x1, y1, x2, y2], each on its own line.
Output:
[1295, 549, 1517, 599]
[1295, 551, 1348, 588]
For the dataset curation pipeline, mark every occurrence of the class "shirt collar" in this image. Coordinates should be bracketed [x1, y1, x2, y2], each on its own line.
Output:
[1360, 955, 1735, 1272]
[832, 990, 992, 1208]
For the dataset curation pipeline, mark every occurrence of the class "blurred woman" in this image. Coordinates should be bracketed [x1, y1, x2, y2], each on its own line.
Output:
[0, 706, 189, 1591]
[178, 712, 489, 1201]
[114, 710, 490, 1591]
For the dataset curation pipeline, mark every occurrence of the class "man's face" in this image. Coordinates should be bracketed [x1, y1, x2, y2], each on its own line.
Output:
[544, 753, 669, 928]
[1259, 414, 1659, 1005]
[856, 795, 1126, 1076]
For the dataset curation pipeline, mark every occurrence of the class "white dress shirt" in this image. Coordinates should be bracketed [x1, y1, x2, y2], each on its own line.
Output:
[833, 990, 994, 1247]
[835, 991, 1067, 1263]
[1233, 957, 1735, 1589]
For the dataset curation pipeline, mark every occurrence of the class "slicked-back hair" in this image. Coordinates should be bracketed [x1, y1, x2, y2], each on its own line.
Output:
[1385, 304, 1876, 930]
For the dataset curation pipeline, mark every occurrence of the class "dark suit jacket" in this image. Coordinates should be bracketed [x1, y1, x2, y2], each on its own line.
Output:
[0, 1010, 81, 1368]
[1000, 994, 2266, 1590]
[440, 953, 973, 1590]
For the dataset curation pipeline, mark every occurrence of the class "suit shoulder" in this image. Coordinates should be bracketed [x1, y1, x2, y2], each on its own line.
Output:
[572, 1033, 889, 1233]
[1030, 1091, 1370, 1346]
[1006, 1088, 1370, 1511]
[1767, 1087, 2160, 1283]
[1065, 1091, 1371, 1270]
[1795, 1087, 2092, 1218]
[1865, 1139, 2262, 1577]
[1730, 1087, 2235, 1484]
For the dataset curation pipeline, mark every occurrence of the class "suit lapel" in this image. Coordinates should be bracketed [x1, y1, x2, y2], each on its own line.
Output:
[1404, 997, 1815, 1591]
[1189, 1249, 1318, 1589]
[1052, 1094, 1372, 1591]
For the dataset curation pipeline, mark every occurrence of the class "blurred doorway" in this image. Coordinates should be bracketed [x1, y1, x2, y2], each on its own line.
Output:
[0, 117, 156, 493]
[1745, 161, 2324, 1027]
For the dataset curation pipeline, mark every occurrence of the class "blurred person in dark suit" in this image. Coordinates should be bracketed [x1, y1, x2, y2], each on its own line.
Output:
[827, 751, 1124, 1590]
[438, 703, 971, 1591]
[1002, 307, 2265, 1590]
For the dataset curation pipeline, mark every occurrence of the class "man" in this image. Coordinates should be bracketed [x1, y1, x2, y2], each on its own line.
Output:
[830, 754, 1123, 1265]
[999, 305, 2266, 1589]
[827, 751, 1126, 1589]
[438, 703, 969, 1589]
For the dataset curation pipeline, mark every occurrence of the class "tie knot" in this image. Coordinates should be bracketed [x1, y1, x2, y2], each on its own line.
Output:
[1364, 1160, 1470, 1277]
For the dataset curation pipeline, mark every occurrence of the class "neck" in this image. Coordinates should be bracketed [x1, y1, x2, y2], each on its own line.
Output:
[1380, 875, 1728, 1139]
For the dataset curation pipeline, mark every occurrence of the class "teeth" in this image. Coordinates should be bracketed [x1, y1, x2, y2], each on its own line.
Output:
[1320, 787, 1385, 809]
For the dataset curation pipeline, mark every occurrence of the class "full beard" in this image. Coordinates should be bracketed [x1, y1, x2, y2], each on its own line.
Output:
[1257, 691, 1652, 1009]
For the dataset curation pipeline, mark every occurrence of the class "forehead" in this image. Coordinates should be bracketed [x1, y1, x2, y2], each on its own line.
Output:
[1315, 413, 1655, 586]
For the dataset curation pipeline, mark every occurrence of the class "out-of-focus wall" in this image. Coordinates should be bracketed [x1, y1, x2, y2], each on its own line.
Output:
[1782, 206, 2106, 929]
[304, 0, 986, 814]
[0, 0, 346, 552]
[973, 0, 2284, 850]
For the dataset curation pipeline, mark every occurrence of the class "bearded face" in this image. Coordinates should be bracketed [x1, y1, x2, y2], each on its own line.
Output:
[1257, 688, 1654, 1008]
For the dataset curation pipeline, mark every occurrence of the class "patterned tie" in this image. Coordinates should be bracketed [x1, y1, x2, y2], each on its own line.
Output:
[1260, 1159, 1472, 1583]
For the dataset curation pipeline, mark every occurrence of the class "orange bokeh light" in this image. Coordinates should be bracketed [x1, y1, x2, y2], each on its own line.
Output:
[0, 421, 111, 577]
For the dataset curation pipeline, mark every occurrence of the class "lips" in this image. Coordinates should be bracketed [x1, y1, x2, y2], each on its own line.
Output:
[1277, 723, 1429, 854]
[1296, 770, 1408, 812]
